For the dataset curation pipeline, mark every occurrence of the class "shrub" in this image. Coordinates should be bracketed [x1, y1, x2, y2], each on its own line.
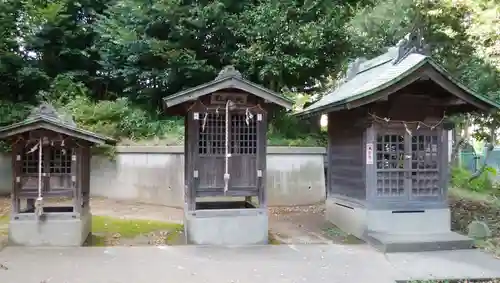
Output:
[450, 166, 498, 192]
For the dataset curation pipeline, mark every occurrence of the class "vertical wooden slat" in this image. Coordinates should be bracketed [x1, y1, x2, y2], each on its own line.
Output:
[364, 124, 376, 205]
[187, 110, 200, 210]
[256, 112, 267, 208]
[12, 142, 22, 214]
[184, 115, 191, 210]
[328, 111, 369, 201]
[439, 127, 449, 204]
[43, 145, 50, 194]
[327, 113, 334, 198]
[72, 146, 80, 214]
[86, 146, 91, 211]
[404, 130, 412, 201]
[81, 146, 87, 212]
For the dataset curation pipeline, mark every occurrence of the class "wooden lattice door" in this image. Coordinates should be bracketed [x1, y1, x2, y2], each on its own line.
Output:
[194, 109, 264, 197]
[19, 145, 75, 196]
[409, 130, 441, 201]
[375, 128, 442, 202]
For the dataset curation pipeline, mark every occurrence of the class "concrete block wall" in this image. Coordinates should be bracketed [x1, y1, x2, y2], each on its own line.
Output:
[0, 146, 326, 207]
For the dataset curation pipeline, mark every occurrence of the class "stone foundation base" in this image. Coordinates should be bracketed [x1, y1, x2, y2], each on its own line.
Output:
[8, 212, 91, 247]
[325, 197, 472, 252]
[185, 201, 268, 245]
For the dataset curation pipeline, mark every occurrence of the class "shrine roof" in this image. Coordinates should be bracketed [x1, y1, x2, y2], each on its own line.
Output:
[162, 66, 293, 110]
[296, 30, 500, 118]
[0, 103, 116, 145]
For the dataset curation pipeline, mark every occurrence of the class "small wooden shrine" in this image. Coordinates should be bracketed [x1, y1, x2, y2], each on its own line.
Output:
[163, 66, 292, 245]
[297, 31, 500, 252]
[0, 103, 115, 246]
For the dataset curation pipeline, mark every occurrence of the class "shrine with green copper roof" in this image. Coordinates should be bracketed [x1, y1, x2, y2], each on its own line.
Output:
[297, 31, 499, 118]
[298, 30, 500, 253]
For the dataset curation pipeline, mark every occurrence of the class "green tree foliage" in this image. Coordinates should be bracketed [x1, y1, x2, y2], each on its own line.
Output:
[0, 0, 498, 147]
[0, 0, 48, 103]
[24, 0, 114, 98]
[93, 0, 353, 107]
[346, 0, 500, 142]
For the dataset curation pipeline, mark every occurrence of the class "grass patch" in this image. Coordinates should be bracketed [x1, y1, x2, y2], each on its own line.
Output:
[92, 215, 182, 237]
[449, 187, 500, 258]
[322, 224, 364, 244]
[268, 232, 281, 245]
[0, 215, 8, 224]
[449, 187, 500, 206]
[88, 215, 184, 246]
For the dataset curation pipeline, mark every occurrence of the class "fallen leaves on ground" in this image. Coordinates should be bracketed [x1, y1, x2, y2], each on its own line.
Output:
[450, 194, 500, 256]
[0, 197, 10, 218]
[269, 204, 325, 217]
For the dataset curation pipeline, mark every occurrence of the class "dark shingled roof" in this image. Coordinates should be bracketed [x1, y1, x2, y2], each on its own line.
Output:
[163, 65, 293, 110]
[0, 103, 116, 145]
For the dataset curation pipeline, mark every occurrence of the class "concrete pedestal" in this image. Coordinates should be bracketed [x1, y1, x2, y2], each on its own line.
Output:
[185, 201, 268, 245]
[325, 197, 473, 252]
[8, 210, 91, 247]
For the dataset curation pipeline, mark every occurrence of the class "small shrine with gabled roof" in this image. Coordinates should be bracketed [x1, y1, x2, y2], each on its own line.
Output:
[0, 103, 115, 246]
[163, 66, 293, 245]
[297, 30, 500, 252]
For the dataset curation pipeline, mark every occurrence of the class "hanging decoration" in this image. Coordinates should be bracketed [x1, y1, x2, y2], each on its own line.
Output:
[223, 100, 234, 193]
[25, 136, 71, 219]
[368, 112, 446, 136]
[26, 138, 45, 218]
[245, 108, 254, 126]
[201, 112, 208, 132]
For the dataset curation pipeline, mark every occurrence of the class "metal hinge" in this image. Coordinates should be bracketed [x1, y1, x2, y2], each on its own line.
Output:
[193, 170, 199, 178]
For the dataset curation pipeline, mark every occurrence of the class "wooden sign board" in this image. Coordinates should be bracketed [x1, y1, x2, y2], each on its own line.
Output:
[210, 92, 248, 105]
[366, 143, 374, 165]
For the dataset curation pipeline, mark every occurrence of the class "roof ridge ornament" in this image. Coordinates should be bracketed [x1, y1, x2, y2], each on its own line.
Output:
[216, 65, 243, 80]
[29, 103, 59, 120]
[345, 57, 367, 81]
[392, 29, 431, 65]
[28, 102, 77, 127]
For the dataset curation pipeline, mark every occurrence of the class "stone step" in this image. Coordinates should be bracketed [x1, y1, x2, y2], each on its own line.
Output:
[366, 231, 474, 253]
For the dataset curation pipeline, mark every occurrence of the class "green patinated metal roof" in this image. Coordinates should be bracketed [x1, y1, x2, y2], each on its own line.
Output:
[296, 31, 500, 118]
[0, 103, 116, 145]
[163, 65, 294, 110]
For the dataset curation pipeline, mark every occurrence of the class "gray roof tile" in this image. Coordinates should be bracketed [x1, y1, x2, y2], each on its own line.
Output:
[297, 31, 499, 117]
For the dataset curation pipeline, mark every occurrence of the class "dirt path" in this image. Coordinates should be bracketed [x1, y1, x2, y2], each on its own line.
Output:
[0, 197, 10, 249]
[269, 203, 365, 245]
[90, 197, 184, 224]
[91, 199, 364, 245]
[0, 197, 363, 246]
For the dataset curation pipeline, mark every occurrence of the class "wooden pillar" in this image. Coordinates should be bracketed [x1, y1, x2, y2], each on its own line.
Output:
[186, 111, 199, 211]
[84, 146, 91, 212]
[72, 146, 81, 215]
[257, 112, 267, 208]
[42, 145, 50, 196]
[327, 113, 334, 198]
[183, 116, 190, 210]
[11, 142, 22, 214]
[440, 127, 449, 204]
[364, 124, 376, 204]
